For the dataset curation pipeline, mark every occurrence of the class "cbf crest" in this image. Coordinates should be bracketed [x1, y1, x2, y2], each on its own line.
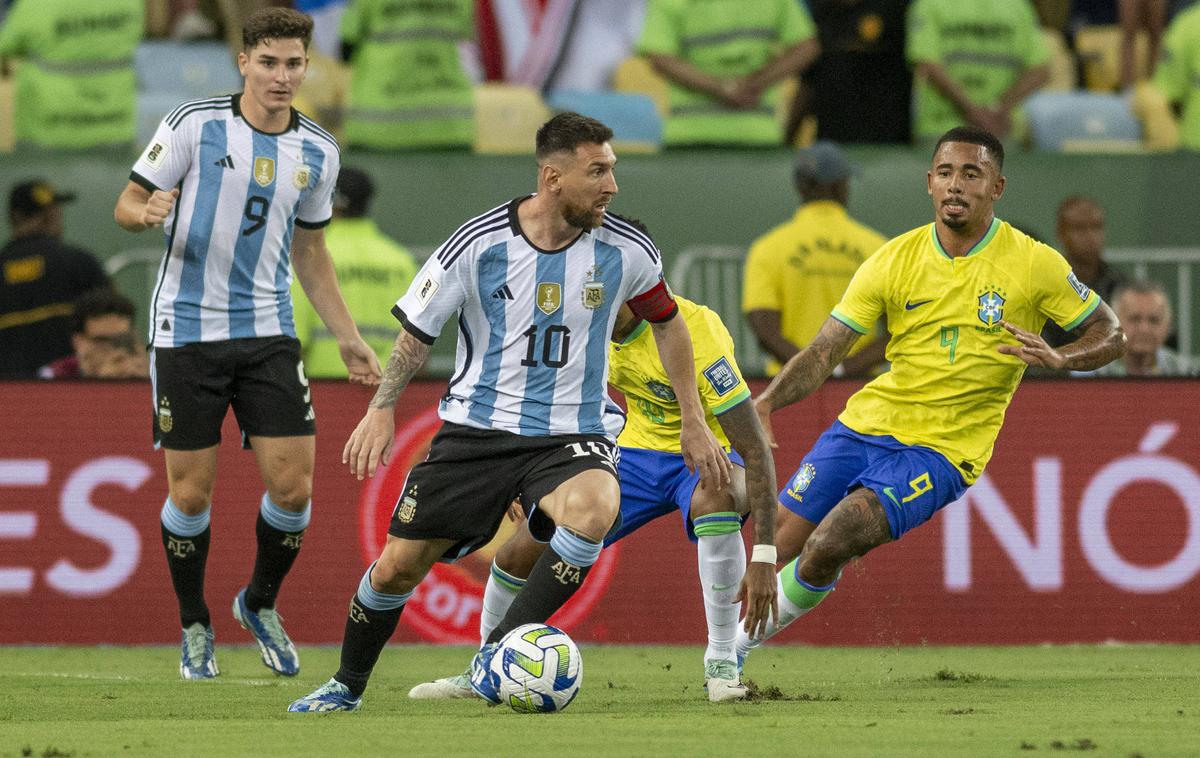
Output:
[395, 484, 418, 524]
[581, 267, 605, 309]
[786, 463, 816, 500]
[253, 156, 276, 187]
[537, 283, 561, 315]
[157, 395, 173, 433]
[977, 287, 1006, 327]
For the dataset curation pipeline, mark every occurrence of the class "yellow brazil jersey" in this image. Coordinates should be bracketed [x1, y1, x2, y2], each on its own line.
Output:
[609, 296, 751, 453]
[742, 201, 887, 375]
[831, 218, 1099, 483]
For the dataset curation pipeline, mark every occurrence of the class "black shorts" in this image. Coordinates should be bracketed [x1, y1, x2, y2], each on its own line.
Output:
[388, 422, 618, 561]
[150, 336, 315, 450]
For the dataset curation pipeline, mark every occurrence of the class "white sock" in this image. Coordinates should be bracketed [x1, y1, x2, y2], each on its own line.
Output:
[479, 561, 523, 644]
[697, 531, 746, 663]
[734, 571, 807, 661]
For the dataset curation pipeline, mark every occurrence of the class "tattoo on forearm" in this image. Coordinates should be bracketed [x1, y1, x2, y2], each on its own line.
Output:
[767, 324, 856, 410]
[1062, 315, 1125, 372]
[369, 334, 429, 409]
[720, 402, 777, 546]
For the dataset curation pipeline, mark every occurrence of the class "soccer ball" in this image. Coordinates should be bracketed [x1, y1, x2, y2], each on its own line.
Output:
[490, 623, 582, 713]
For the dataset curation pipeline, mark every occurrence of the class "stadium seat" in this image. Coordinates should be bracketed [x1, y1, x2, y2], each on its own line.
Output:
[134, 40, 241, 100]
[613, 57, 670, 118]
[473, 84, 551, 155]
[1024, 91, 1142, 152]
[544, 90, 663, 153]
[1075, 25, 1151, 92]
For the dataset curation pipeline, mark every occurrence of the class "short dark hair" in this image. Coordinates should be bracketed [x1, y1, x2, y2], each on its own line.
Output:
[242, 7, 313, 50]
[933, 126, 1005, 171]
[72, 288, 136, 334]
[535, 112, 613, 161]
[1057, 194, 1102, 221]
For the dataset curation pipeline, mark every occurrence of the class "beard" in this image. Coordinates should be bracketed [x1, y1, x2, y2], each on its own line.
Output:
[562, 201, 603, 231]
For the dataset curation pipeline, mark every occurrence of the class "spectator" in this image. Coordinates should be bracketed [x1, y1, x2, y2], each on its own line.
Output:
[1042, 196, 1129, 348]
[1154, 1, 1200, 149]
[742, 141, 887, 377]
[1078, 280, 1198, 376]
[1120, 0, 1167, 89]
[0, 0, 143, 149]
[0, 180, 111, 378]
[339, 0, 476, 150]
[638, 0, 820, 147]
[291, 167, 419, 378]
[39, 288, 147, 379]
[789, 0, 911, 145]
[906, 0, 1050, 143]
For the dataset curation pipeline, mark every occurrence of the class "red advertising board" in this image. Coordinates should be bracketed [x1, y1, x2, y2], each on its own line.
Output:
[0, 379, 1197, 645]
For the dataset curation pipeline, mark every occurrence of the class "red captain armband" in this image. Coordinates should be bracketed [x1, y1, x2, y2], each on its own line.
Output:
[626, 278, 678, 323]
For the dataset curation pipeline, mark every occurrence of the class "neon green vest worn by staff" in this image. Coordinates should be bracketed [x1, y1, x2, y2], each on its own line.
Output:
[638, 0, 815, 147]
[340, 0, 475, 150]
[291, 218, 419, 378]
[0, 0, 143, 148]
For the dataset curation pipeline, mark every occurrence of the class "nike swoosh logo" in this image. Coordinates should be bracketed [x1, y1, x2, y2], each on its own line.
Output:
[882, 487, 901, 508]
[905, 299, 934, 310]
[711, 583, 735, 592]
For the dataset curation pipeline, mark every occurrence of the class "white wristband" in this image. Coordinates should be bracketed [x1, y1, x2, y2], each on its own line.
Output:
[751, 544, 777, 564]
[831, 363, 846, 378]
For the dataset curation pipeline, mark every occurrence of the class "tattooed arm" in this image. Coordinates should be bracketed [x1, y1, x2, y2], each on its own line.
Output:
[755, 317, 861, 442]
[716, 398, 780, 636]
[343, 330, 431, 480]
[998, 302, 1125, 371]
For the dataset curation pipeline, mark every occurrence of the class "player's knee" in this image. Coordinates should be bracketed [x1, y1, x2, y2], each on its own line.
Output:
[168, 487, 213, 515]
[266, 480, 312, 511]
[370, 546, 426, 594]
[797, 528, 846, 585]
[558, 493, 619, 543]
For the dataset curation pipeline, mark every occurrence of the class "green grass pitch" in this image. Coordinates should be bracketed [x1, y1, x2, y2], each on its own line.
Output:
[1, 644, 1197, 757]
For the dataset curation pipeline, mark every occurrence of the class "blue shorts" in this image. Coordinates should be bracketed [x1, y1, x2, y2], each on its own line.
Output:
[605, 446, 746, 546]
[778, 420, 968, 540]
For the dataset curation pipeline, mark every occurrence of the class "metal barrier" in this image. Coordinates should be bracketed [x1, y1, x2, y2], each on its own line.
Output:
[671, 245, 1200, 377]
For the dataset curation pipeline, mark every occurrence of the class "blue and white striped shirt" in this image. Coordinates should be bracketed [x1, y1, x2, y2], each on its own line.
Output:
[130, 94, 340, 347]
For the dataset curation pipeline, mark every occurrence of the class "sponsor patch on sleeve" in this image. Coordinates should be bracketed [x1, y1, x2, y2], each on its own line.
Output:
[143, 141, 169, 172]
[703, 357, 739, 396]
[415, 275, 440, 307]
[1067, 272, 1091, 301]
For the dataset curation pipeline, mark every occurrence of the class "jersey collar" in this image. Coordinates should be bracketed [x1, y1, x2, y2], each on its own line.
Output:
[931, 216, 1001, 259]
[231, 93, 300, 135]
[614, 318, 650, 346]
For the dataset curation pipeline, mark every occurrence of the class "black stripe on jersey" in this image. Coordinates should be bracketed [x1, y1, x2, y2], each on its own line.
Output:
[603, 214, 661, 263]
[392, 305, 436, 345]
[169, 101, 234, 130]
[297, 114, 340, 154]
[440, 221, 510, 270]
[164, 95, 228, 125]
[434, 204, 509, 267]
[148, 176, 185, 346]
[445, 318, 474, 395]
[295, 216, 331, 230]
[130, 171, 162, 193]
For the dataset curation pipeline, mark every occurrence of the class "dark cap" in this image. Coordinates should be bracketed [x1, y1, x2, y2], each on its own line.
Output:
[333, 167, 374, 216]
[9, 179, 77, 217]
[792, 141, 859, 188]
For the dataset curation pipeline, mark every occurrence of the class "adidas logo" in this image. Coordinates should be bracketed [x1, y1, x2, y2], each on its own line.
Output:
[491, 285, 514, 300]
[160, 319, 171, 332]
[214, 155, 235, 169]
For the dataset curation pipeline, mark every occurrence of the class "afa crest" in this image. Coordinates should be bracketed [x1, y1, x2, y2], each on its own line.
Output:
[537, 283, 561, 315]
[157, 396, 173, 433]
[293, 165, 311, 190]
[396, 484, 418, 524]
[253, 156, 276, 187]
[977, 288, 1006, 327]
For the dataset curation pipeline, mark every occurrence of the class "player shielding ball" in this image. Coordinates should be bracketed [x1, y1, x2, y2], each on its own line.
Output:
[734, 126, 1126, 667]
[289, 113, 737, 713]
[411, 292, 779, 703]
[114, 8, 380, 680]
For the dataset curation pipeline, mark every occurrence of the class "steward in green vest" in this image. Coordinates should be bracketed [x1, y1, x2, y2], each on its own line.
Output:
[291, 167, 419, 377]
[339, 0, 475, 150]
[638, 0, 819, 147]
[0, 0, 143, 149]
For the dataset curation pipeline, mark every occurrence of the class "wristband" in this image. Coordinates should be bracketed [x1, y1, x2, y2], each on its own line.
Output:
[751, 544, 777, 564]
[831, 363, 846, 378]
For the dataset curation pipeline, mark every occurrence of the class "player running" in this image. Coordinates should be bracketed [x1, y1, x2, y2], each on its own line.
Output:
[734, 125, 1125, 667]
[114, 8, 380, 680]
[411, 291, 779, 703]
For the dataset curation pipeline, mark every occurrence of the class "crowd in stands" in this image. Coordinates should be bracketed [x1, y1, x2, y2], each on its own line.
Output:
[5, 1, 1200, 152]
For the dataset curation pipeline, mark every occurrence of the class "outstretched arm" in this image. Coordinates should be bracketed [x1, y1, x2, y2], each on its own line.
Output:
[716, 399, 779, 637]
[651, 314, 733, 490]
[343, 329, 430, 480]
[998, 302, 1125, 371]
[755, 317, 861, 443]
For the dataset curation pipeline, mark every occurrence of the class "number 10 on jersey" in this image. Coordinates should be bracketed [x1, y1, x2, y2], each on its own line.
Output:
[521, 324, 572, 368]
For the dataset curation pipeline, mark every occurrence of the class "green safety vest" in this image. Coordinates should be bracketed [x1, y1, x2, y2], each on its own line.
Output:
[0, 0, 142, 148]
[638, 0, 815, 147]
[291, 218, 419, 378]
[340, 0, 475, 150]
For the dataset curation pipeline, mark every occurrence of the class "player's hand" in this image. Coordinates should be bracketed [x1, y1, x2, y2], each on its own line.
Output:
[506, 500, 527, 523]
[143, 188, 179, 228]
[680, 417, 732, 491]
[340, 337, 383, 386]
[753, 396, 778, 449]
[343, 407, 395, 480]
[736, 560, 778, 639]
[997, 320, 1067, 370]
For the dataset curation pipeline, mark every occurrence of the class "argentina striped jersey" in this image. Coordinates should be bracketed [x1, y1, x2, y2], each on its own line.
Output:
[394, 198, 668, 437]
[130, 94, 340, 347]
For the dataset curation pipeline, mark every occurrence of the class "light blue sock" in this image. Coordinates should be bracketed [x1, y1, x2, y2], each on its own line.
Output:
[260, 493, 310, 532]
[356, 562, 412, 611]
[160, 497, 210, 537]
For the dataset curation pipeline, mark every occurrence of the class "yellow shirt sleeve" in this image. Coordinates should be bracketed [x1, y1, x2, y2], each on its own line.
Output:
[831, 246, 889, 335]
[1032, 244, 1101, 330]
[692, 309, 751, 415]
